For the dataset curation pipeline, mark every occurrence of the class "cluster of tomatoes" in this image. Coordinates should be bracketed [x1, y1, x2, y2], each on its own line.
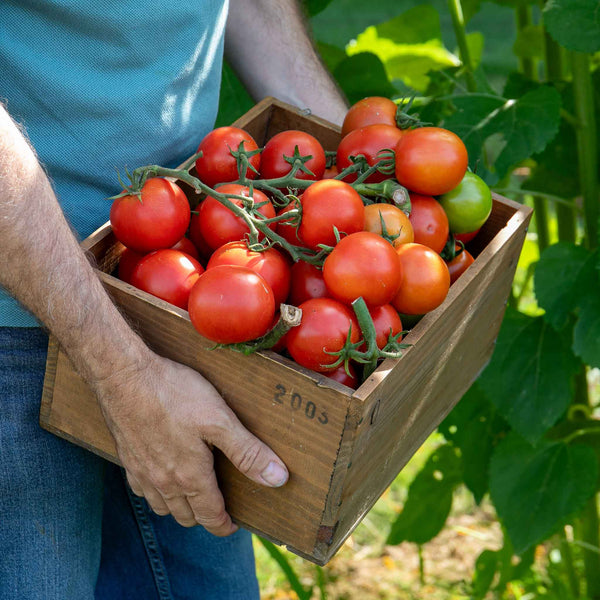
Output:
[109, 96, 493, 388]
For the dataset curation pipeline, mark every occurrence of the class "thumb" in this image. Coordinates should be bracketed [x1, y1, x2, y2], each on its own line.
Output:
[212, 415, 289, 488]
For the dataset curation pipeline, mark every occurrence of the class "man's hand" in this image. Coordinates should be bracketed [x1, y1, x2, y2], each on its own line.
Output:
[0, 104, 288, 535]
[93, 352, 288, 535]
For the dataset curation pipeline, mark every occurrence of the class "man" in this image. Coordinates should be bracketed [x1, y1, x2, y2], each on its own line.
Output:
[0, 1, 348, 598]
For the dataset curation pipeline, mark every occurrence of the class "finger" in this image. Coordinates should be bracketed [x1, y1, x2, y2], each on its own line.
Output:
[185, 469, 238, 537]
[161, 495, 198, 528]
[126, 471, 171, 516]
[207, 411, 289, 488]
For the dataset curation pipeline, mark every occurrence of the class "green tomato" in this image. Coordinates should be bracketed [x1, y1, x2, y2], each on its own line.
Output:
[438, 171, 492, 234]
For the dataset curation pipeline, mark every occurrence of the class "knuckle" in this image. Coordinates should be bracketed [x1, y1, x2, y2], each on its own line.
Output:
[232, 440, 264, 476]
[197, 510, 231, 536]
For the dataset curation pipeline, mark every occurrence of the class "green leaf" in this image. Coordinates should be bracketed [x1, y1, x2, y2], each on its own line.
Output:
[489, 433, 598, 554]
[215, 62, 254, 128]
[574, 293, 600, 368]
[512, 24, 544, 60]
[347, 6, 460, 92]
[478, 308, 579, 444]
[534, 243, 599, 331]
[302, 0, 334, 17]
[444, 85, 561, 184]
[315, 42, 348, 73]
[471, 549, 499, 599]
[386, 444, 461, 545]
[544, 0, 600, 54]
[439, 382, 508, 503]
[332, 53, 398, 105]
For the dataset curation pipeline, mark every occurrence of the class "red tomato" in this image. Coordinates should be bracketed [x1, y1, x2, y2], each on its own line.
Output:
[392, 243, 451, 315]
[363, 203, 414, 247]
[323, 362, 359, 389]
[130, 249, 204, 310]
[171, 237, 200, 262]
[323, 232, 403, 307]
[188, 265, 275, 344]
[118, 248, 145, 284]
[194, 183, 275, 251]
[195, 126, 260, 188]
[341, 97, 398, 137]
[367, 304, 404, 350]
[322, 165, 339, 179]
[455, 229, 481, 244]
[110, 178, 191, 253]
[447, 246, 475, 284]
[336, 124, 405, 183]
[275, 201, 304, 247]
[286, 298, 360, 372]
[260, 130, 326, 181]
[408, 193, 450, 254]
[207, 241, 291, 307]
[394, 127, 468, 196]
[287, 261, 329, 306]
[298, 179, 365, 251]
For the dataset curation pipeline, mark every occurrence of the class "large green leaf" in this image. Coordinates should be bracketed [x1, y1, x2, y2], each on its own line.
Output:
[302, 0, 335, 17]
[332, 52, 398, 104]
[534, 243, 599, 331]
[489, 433, 598, 554]
[544, 0, 600, 53]
[439, 383, 508, 503]
[346, 6, 460, 92]
[478, 308, 580, 444]
[386, 444, 461, 545]
[574, 293, 600, 368]
[444, 85, 561, 184]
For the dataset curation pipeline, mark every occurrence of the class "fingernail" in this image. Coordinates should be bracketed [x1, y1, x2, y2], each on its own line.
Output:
[260, 461, 288, 487]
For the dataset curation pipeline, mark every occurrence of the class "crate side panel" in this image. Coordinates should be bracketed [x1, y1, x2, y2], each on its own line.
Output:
[323, 207, 531, 558]
[42, 279, 351, 557]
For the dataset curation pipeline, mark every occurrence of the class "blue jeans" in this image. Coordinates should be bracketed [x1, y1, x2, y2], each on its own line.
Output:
[0, 327, 259, 600]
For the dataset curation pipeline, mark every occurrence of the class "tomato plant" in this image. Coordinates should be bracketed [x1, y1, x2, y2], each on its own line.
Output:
[438, 171, 493, 234]
[130, 249, 204, 310]
[195, 126, 260, 188]
[260, 130, 326, 181]
[110, 178, 191, 253]
[366, 303, 403, 350]
[323, 231, 403, 307]
[336, 124, 404, 183]
[408, 193, 450, 254]
[341, 96, 398, 137]
[285, 297, 360, 372]
[193, 183, 275, 251]
[363, 203, 414, 247]
[206, 241, 291, 307]
[188, 265, 275, 344]
[394, 127, 468, 196]
[298, 179, 365, 250]
[392, 243, 450, 315]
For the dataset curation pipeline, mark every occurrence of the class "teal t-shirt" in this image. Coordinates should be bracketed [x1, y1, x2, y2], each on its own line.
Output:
[1, 0, 228, 326]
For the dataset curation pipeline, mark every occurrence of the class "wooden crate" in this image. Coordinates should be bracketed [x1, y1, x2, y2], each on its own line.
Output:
[40, 97, 533, 565]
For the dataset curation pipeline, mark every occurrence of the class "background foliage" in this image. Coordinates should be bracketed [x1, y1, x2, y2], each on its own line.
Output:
[218, 0, 600, 597]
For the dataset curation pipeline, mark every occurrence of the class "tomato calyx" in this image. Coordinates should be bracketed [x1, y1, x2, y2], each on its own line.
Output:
[218, 304, 303, 355]
[322, 297, 409, 380]
[394, 96, 427, 131]
[228, 140, 262, 180]
[440, 234, 464, 262]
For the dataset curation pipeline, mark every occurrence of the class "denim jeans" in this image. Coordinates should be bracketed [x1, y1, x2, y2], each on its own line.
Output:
[0, 327, 259, 600]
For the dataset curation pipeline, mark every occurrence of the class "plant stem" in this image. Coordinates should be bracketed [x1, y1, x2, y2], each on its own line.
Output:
[570, 51, 599, 250]
[533, 196, 551, 253]
[560, 528, 580, 598]
[574, 367, 600, 598]
[447, 0, 477, 92]
[515, 5, 536, 80]
[543, 28, 577, 242]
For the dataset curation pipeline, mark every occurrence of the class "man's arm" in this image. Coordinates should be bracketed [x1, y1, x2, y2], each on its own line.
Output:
[0, 105, 288, 534]
[225, 0, 348, 126]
